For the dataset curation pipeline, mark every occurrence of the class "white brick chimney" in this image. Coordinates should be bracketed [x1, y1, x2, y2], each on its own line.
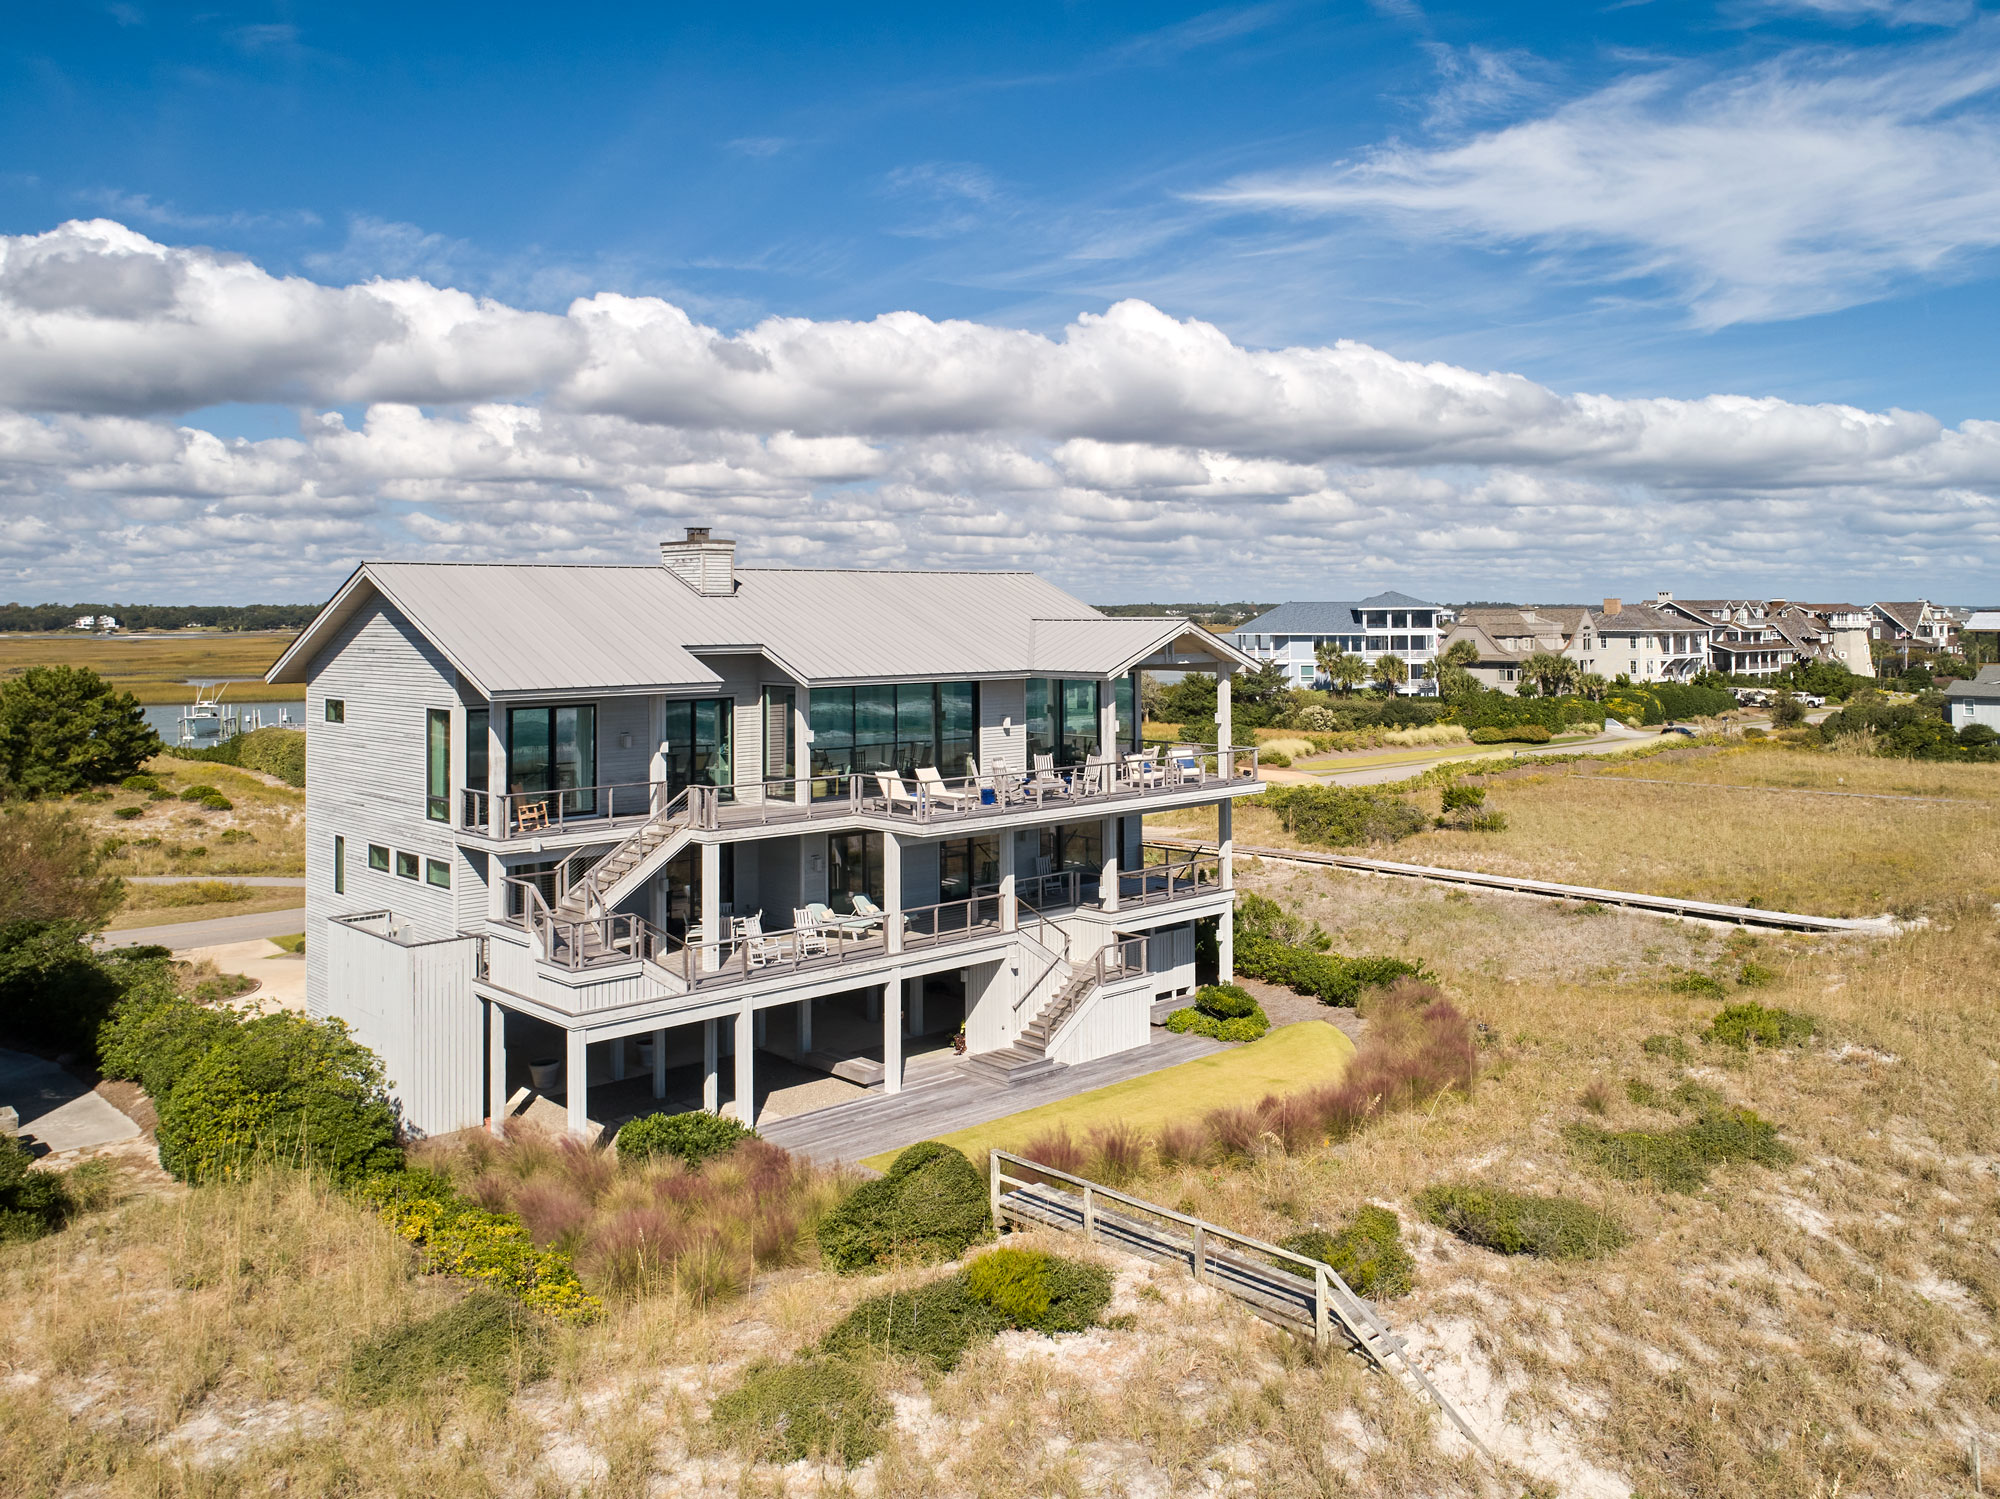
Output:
[661, 526, 736, 596]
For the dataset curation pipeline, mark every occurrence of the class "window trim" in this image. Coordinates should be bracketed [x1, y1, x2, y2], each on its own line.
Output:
[368, 843, 389, 872]
[426, 708, 450, 822]
[395, 850, 419, 880]
[324, 698, 345, 723]
[424, 857, 451, 889]
[334, 834, 345, 895]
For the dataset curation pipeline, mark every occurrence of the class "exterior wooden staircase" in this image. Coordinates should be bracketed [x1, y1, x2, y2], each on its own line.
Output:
[548, 786, 714, 924]
[961, 953, 1105, 1086]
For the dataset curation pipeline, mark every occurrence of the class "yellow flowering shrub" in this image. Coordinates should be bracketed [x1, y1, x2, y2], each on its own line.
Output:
[359, 1169, 601, 1321]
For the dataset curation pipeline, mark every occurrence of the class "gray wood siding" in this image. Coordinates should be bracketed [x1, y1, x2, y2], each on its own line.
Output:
[304, 598, 465, 1016]
[981, 677, 1027, 773]
[324, 920, 482, 1135]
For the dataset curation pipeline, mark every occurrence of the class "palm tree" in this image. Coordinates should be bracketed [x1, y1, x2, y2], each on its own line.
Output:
[1373, 653, 1410, 694]
[1429, 637, 1481, 700]
[1577, 672, 1609, 702]
[1322, 650, 1368, 696]
[1521, 651, 1575, 699]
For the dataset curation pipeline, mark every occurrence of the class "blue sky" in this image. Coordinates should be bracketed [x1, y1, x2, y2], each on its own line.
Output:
[2, 1, 1998, 601]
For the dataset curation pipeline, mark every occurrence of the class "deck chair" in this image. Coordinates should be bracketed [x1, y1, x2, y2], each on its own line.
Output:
[741, 913, 783, 968]
[1124, 750, 1165, 788]
[513, 797, 550, 832]
[1167, 745, 1204, 785]
[848, 893, 887, 928]
[791, 908, 830, 958]
[914, 764, 980, 808]
[1079, 751, 1115, 796]
[1027, 753, 1070, 800]
[875, 770, 922, 813]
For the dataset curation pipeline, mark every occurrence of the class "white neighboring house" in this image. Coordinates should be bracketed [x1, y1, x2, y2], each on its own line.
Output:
[267, 529, 1266, 1140]
[70, 614, 118, 632]
[1944, 666, 2000, 730]
[1436, 606, 1596, 693]
[1226, 592, 1450, 693]
[1773, 603, 1875, 678]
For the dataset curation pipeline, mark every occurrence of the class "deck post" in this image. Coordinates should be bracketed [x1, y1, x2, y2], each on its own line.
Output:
[702, 1018, 719, 1112]
[797, 998, 813, 1055]
[700, 841, 721, 971]
[651, 1027, 667, 1099]
[1315, 1265, 1331, 1348]
[733, 998, 756, 1127]
[1216, 669, 1233, 780]
[989, 1150, 1003, 1232]
[564, 1028, 589, 1138]
[909, 976, 923, 1037]
[998, 829, 1018, 932]
[487, 709, 506, 839]
[1218, 800, 1235, 985]
[1100, 815, 1119, 912]
[883, 974, 904, 1096]
[1083, 1185, 1096, 1241]
[1192, 1224, 1207, 1283]
[487, 999, 507, 1137]
[611, 1036, 627, 1081]
[883, 832, 904, 955]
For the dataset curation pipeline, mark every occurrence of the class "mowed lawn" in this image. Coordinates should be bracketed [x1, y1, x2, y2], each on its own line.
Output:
[860, 1020, 1355, 1171]
[1153, 743, 2000, 919]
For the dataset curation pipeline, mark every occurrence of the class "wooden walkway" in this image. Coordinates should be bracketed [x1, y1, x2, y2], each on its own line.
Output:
[1152, 836, 1897, 935]
[990, 1151, 1491, 1459]
[758, 1031, 1227, 1165]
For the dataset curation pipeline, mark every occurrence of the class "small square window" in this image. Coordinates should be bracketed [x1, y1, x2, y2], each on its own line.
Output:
[368, 843, 389, 872]
[425, 858, 451, 889]
[395, 850, 418, 880]
[325, 699, 345, 723]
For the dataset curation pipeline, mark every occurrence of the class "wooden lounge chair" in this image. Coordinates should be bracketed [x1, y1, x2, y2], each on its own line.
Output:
[1124, 750, 1165, 788]
[741, 913, 784, 968]
[1027, 753, 1070, 800]
[875, 771, 922, 813]
[514, 798, 550, 832]
[914, 764, 980, 808]
[791, 908, 830, 958]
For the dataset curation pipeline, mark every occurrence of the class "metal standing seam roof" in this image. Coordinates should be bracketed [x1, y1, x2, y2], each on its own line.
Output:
[1232, 594, 1442, 639]
[267, 561, 1251, 695]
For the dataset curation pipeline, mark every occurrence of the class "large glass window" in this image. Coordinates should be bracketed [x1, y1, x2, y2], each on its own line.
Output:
[508, 705, 598, 815]
[761, 687, 794, 790]
[828, 831, 883, 914]
[1025, 679, 1054, 764]
[333, 834, 344, 894]
[426, 709, 450, 821]
[809, 682, 982, 792]
[1114, 672, 1136, 751]
[1027, 679, 1103, 767]
[939, 835, 998, 901]
[466, 708, 489, 793]
[660, 698, 734, 802]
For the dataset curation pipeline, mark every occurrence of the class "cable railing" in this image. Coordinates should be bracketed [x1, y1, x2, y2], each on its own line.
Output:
[1118, 848, 1221, 907]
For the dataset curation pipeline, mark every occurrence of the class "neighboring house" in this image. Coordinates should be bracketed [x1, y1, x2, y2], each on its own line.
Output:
[1227, 592, 1450, 693]
[1656, 596, 1802, 678]
[1592, 599, 1712, 683]
[1437, 605, 1594, 693]
[1871, 601, 1955, 654]
[268, 529, 1265, 1139]
[1944, 665, 2000, 729]
[1774, 603, 1875, 678]
[69, 614, 118, 631]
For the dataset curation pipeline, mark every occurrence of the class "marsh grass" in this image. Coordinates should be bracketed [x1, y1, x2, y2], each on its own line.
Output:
[84, 756, 304, 879]
[0, 632, 296, 704]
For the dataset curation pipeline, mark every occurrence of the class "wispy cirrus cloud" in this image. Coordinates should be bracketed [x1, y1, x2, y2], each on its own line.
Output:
[1200, 26, 2000, 327]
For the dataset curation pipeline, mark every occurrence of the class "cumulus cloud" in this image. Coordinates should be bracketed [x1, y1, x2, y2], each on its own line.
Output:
[1202, 28, 2000, 326]
[0, 219, 1996, 599]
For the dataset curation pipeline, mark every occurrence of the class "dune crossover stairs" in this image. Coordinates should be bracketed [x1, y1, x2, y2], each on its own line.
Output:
[989, 1150, 1492, 1459]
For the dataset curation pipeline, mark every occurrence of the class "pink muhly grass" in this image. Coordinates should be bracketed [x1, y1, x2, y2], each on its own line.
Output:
[1087, 1122, 1146, 1184]
[1153, 1119, 1210, 1168]
[509, 1177, 594, 1247]
[1205, 1105, 1264, 1159]
[1020, 1126, 1088, 1179]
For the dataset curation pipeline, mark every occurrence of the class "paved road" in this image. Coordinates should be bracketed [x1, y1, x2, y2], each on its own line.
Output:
[0, 1049, 140, 1155]
[128, 875, 306, 887]
[101, 905, 307, 952]
[1299, 721, 1658, 787]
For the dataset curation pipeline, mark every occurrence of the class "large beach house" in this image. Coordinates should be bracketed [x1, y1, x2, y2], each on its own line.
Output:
[269, 530, 1265, 1139]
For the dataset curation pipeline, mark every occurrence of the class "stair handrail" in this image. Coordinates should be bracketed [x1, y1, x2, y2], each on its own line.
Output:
[1011, 893, 1070, 1017]
[572, 785, 697, 918]
[503, 875, 559, 960]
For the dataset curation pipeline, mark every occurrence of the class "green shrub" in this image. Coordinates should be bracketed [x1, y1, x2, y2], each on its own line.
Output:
[235, 727, 306, 787]
[1234, 927, 1425, 1008]
[0, 1133, 76, 1243]
[1194, 983, 1258, 1019]
[345, 1290, 551, 1403]
[1566, 1107, 1793, 1193]
[1439, 784, 1485, 812]
[712, 1358, 889, 1466]
[1278, 1205, 1415, 1298]
[120, 774, 159, 792]
[1665, 970, 1726, 998]
[1736, 961, 1776, 988]
[1704, 1001, 1815, 1049]
[819, 1248, 1113, 1372]
[98, 984, 237, 1100]
[1640, 1033, 1692, 1063]
[1415, 1183, 1629, 1260]
[0, 921, 168, 1060]
[1624, 1078, 1662, 1109]
[1254, 783, 1429, 847]
[1165, 982, 1271, 1041]
[815, 1141, 993, 1273]
[1469, 723, 1552, 744]
[111, 806, 142, 821]
[0, 666, 160, 795]
[1261, 750, 1292, 767]
[614, 1110, 754, 1168]
[156, 1012, 402, 1186]
[179, 784, 223, 802]
[360, 1169, 601, 1321]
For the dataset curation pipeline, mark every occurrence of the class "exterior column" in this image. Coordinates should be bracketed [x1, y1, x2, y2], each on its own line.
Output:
[702, 1019, 719, 1113]
[487, 707, 506, 839]
[611, 1036, 627, 1081]
[1216, 670, 1233, 779]
[1219, 799, 1234, 891]
[1220, 905, 1235, 985]
[487, 999, 507, 1137]
[909, 975, 924, 1036]
[733, 998, 756, 1127]
[565, 1028, 589, 1138]
[1098, 680, 1118, 765]
[651, 1026, 667, 1099]
[700, 840, 721, 971]
[883, 975, 904, 1096]
[883, 831, 904, 955]
[794, 688, 812, 806]
[1100, 815, 1119, 912]
[485, 851, 508, 923]
[1218, 798, 1235, 985]
[797, 998, 813, 1055]
[998, 828, 1017, 932]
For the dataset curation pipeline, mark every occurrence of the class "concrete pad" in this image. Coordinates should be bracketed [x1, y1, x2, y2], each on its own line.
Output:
[0, 1049, 141, 1155]
[176, 937, 308, 1014]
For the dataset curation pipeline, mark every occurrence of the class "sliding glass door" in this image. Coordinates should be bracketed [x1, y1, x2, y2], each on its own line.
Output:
[809, 681, 981, 794]
[507, 705, 597, 815]
[660, 697, 733, 802]
[1026, 678, 1102, 767]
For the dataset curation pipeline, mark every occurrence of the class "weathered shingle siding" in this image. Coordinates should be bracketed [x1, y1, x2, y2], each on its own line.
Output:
[304, 599, 465, 1017]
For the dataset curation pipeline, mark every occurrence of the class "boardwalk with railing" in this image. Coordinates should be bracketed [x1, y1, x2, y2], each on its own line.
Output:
[990, 1151, 1492, 1459]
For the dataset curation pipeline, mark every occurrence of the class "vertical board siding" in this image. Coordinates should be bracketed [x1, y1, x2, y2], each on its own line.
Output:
[324, 919, 481, 1136]
[304, 599, 464, 1016]
[1047, 977, 1153, 1067]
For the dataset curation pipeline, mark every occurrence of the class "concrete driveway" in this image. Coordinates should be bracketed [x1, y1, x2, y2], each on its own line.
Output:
[0, 1049, 141, 1156]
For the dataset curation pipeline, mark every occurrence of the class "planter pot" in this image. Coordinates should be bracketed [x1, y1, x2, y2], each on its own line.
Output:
[635, 1039, 657, 1068]
[952, 1033, 967, 1055]
[528, 1059, 563, 1093]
